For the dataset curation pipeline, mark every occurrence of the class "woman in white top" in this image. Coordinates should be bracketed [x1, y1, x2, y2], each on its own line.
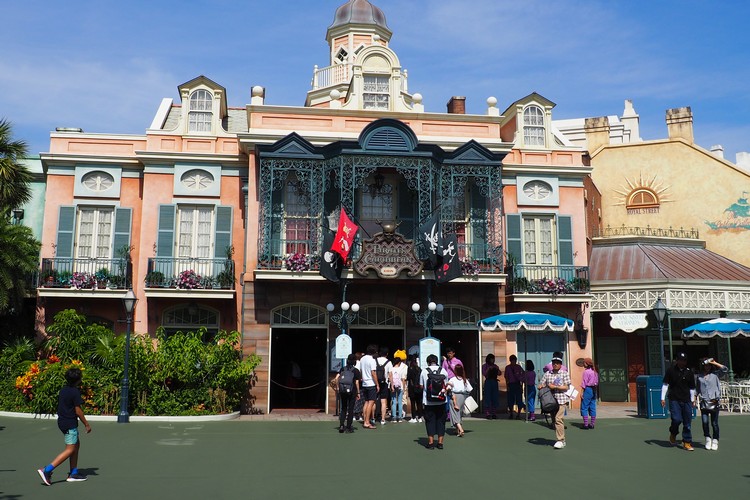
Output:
[389, 353, 408, 422]
[448, 364, 473, 437]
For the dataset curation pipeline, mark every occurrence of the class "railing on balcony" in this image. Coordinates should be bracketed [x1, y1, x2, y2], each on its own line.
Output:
[594, 225, 700, 239]
[146, 258, 235, 289]
[311, 63, 352, 89]
[508, 265, 590, 295]
[39, 258, 131, 289]
[259, 238, 503, 274]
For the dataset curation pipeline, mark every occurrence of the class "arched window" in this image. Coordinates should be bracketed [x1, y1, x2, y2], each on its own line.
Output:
[627, 188, 659, 209]
[523, 105, 545, 146]
[271, 304, 328, 328]
[162, 304, 219, 340]
[188, 89, 213, 132]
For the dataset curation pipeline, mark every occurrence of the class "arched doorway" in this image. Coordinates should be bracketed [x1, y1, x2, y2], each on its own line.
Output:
[270, 303, 328, 410]
[348, 304, 406, 355]
[433, 305, 481, 382]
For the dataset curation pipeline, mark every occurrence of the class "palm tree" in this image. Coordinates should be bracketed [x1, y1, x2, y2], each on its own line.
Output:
[0, 118, 32, 215]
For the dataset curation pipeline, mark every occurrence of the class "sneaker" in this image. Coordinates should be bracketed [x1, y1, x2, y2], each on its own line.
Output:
[418, 417, 424, 423]
[409, 418, 417, 423]
[66, 472, 87, 482]
[436, 443, 444, 450]
[705, 437, 712, 450]
[712, 439, 719, 451]
[669, 433, 677, 445]
[683, 442, 694, 451]
[380, 420, 386, 425]
[339, 425, 345, 433]
[37, 468, 52, 486]
[553, 440, 566, 449]
[426, 443, 435, 450]
[345, 427, 354, 434]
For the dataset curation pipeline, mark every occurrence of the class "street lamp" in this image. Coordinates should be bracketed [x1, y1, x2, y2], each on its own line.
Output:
[411, 301, 444, 337]
[327, 300, 360, 334]
[118, 289, 138, 423]
[653, 297, 667, 377]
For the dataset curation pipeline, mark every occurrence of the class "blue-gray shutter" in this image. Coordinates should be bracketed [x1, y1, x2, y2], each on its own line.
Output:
[214, 206, 233, 258]
[111, 208, 132, 258]
[557, 215, 574, 279]
[505, 214, 522, 264]
[55, 206, 76, 259]
[156, 205, 176, 257]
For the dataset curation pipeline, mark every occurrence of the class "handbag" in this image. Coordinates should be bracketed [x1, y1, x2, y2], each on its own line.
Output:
[700, 398, 719, 411]
[462, 395, 478, 416]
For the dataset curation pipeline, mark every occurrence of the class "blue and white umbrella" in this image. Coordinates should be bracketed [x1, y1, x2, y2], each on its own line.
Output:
[478, 311, 574, 332]
[682, 318, 750, 338]
[682, 318, 750, 380]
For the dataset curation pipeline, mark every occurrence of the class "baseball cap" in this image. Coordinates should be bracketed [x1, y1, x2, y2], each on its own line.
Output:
[551, 356, 563, 363]
[676, 352, 687, 360]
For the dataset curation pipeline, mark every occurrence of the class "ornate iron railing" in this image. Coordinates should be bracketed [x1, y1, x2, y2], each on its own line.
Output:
[594, 225, 699, 239]
[39, 258, 131, 289]
[508, 265, 590, 294]
[145, 258, 235, 289]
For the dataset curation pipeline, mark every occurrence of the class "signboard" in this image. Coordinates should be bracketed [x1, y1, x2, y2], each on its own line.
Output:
[419, 336, 441, 370]
[354, 231, 423, 279]
[335, 333, 352, 360]
[610, 312, 649, 333]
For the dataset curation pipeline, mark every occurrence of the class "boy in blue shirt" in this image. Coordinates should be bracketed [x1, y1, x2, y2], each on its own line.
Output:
[37, 367, 92, 485]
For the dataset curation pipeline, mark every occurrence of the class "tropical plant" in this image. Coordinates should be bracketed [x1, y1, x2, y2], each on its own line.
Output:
[145, 271, 166, 287]
[0, 336, 36, 376]
[0, 221, 41, 311]
[0, 118, 32, 214]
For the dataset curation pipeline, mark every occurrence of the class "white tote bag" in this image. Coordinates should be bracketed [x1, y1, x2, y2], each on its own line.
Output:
[462, 395, 479, 416]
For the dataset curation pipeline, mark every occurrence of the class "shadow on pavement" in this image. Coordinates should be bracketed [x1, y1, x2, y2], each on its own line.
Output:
[528, 437, 556, 446]
[644, 439, 674, 448]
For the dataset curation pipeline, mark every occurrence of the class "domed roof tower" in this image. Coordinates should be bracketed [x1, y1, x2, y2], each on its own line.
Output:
[328, 0, 391, 36]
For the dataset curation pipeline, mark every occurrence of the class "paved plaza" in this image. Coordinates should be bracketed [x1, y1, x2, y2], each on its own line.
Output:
[1, 409, 747, 499]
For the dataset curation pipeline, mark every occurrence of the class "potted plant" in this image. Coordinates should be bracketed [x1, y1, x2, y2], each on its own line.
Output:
[176, 269, 202, 289]
[145, 271, 166, 287]
[70, 272, 95, 289]
[460, 259, 480, 277]
[216, 270, 235, 289]
[41, 269, 58, 287]
[95, 268, 111, 289]
[284, 252, 310, 272]
[108, 274, 124, 289]
[57, 270, 73, 287]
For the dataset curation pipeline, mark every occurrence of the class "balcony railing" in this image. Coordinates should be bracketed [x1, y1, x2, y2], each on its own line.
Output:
[594, 225, 700, 239]
[146, 258, 235, 289]
[311, 63, 352, 89]
[259, 238, 503, 274]
[39, 258, 131, 289]
[507, 265, 590, 295]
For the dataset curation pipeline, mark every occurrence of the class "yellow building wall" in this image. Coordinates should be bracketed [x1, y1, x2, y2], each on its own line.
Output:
[591, 139, 750, 266]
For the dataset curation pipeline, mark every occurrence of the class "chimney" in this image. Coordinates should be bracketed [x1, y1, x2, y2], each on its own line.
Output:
[737, 152, 750, 171]
[584, 116, 610, 153]
[666, 107, 693, 143]
[447, 96, 466, 114]
[621, 99, 641, 142]
[710, 145, 724, 159]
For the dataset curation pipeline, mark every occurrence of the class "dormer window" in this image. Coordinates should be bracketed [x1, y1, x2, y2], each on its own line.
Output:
[523, 105, 545, 146]
[188, 89, 213, 133]
[363, 75, 390, 110]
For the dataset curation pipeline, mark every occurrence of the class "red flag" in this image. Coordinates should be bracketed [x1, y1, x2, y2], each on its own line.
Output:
[331, 208, 358, 260]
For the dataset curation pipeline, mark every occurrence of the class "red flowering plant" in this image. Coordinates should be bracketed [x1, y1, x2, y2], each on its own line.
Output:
[285, 252, 310, 272]
[534, 277, 570, 295]
[70, 272, 95, 289]
[460, 259, 481, 277]
[176, 269, 203, 289]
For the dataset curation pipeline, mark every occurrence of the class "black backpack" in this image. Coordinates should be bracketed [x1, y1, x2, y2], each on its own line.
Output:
[339, 366, 355, 394]
[538, 386, 560, 414]
[425, 367, 447, 403]
[375, 359, 387, 384]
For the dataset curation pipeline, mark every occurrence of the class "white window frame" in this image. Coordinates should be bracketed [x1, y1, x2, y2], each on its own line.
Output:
[75, 206, 114, 260]
[188, 89, 213, 133]
[522, 215, 556, 266]
[523, 105, 546, 147]
[363, 75, 390, 110]
[176, 205, 215, 259]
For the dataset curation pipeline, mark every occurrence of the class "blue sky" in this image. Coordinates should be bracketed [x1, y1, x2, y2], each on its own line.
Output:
[2, 0, 748, 161]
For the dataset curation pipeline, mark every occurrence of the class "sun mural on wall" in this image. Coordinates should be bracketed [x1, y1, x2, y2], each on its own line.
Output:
[613, 172, 672, 215]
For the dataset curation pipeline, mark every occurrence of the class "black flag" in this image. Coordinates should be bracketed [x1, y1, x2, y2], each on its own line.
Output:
[418, 211, 443, 267]
[435, 234, 462, 283]
[319, 229, 342, 283]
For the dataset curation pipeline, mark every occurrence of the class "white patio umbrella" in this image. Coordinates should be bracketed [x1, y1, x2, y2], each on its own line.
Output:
[682, 318, 750, 381]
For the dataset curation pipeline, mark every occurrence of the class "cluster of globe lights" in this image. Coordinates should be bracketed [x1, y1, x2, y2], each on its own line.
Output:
[327, 302, 360, 313]
[411, 302, 444, 313]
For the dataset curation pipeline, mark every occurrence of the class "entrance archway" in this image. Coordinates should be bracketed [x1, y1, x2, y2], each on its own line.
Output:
[270, 303, 328, 410]
[348, 304, 405, 355]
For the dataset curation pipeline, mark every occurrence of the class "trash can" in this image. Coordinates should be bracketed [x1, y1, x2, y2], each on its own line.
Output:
[636, 375, 668, 419]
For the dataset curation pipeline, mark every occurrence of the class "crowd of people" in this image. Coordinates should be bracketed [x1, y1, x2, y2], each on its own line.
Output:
[333, 346, 728, 453]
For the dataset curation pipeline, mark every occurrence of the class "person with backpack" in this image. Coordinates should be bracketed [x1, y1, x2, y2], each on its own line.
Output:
[389, 351, 408, 422]
[407, 354, 424, 423]
[538, 354, 571, 449]
[420, 354, 448, 449]
[375, 347, 393, 425]
[334, 353, 362, 433]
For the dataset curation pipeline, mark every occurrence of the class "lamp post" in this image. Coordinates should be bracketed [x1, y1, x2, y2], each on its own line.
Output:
[118, 289, 138, 423]
[653, 297, 667, 376]
[327, 279, 360, 336]
[411, 301, 444, 337]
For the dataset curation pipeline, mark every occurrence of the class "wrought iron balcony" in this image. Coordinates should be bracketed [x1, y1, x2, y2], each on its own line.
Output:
[258, 238, 503, 275]
[39, 258, 131, 289]
[146, 258, 235, 289]
[507, 265, 590, 295]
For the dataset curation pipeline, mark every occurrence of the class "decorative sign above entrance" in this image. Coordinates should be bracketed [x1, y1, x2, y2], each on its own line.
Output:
[610, 312, 649, 333]
[354, 230, 424, 279]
